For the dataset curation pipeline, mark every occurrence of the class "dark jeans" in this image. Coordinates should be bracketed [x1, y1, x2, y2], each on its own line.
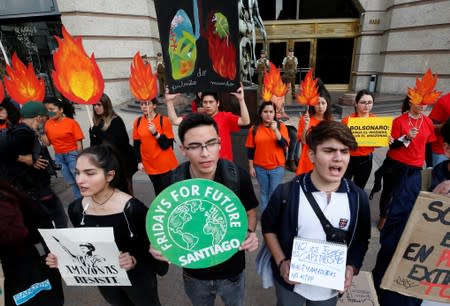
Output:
[344, 154, 372, 190]
[274, 280, 337, 306]
[98, 261, 160, 306]
[183, 272, 244, 306]
[148, 171, 171, 196]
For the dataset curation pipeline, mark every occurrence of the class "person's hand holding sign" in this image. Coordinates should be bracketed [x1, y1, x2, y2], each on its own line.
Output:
[149, 245, 169, 263]
[239, 230, 258, 252]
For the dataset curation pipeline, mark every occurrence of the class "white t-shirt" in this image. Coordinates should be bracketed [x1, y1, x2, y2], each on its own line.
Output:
[294, 186, 351, 301]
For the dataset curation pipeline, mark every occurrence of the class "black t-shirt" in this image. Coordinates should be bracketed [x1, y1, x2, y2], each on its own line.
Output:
[163, 159, 258, 280]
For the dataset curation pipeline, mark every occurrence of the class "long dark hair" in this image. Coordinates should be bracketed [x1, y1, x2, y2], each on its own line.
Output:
[92, 93, 117, 130]
[401, 96, 411, 113]
[43, 97, 75, 118]
[77, 144, 131, 194]
[308, 87, 332, 121]
[255, 101, 276, 126]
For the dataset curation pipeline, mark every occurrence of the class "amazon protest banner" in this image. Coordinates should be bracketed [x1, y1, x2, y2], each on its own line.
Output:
[381, 192, 450, 303]
[39, 228, 131, 286]
[348, 117, 393, 147]
[154, 0, 240, 93]
[289, 237, 347, 291]
[146, 179, 248, 268]
[337, 271, 380, 306]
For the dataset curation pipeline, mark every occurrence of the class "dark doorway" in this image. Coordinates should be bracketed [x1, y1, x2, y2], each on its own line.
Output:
[268, 41, 287, 68]
[315, 38, 354, 84]
[293, 41, 311, 83]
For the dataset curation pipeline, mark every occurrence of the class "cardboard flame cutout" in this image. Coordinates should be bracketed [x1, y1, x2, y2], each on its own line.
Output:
[4, 53, 45, 104]
[0, 80, 4, 103]
[52, 26, 104, 105]
[407, 69, 441, 105]
[296, 69, 319, 106]
[262, 63, 288, 101]
[129, 52, 158, 101]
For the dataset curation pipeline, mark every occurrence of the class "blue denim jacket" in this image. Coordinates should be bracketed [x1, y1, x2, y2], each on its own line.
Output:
[261, 173, 371, 291]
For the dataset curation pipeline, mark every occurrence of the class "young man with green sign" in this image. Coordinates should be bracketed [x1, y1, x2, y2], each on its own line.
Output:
[261, 120, 371, 306]
[150, 112, 258, 306]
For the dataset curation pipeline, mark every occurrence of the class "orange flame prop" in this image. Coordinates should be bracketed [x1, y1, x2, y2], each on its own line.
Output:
[0, 80, 4, 103]
[4, 53, 45, 104]
[296, 69, 319, 106]
[407, 69, 441, 105]
[52, 26, 104, 104]
[263, 63, 288, 101]
[129, 52, 158, 101]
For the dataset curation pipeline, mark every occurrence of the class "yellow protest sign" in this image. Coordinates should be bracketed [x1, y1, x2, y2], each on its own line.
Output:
[348, 117, 393, 147]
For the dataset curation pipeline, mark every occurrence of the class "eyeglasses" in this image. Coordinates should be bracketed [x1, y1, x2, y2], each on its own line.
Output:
[358, 101, 373, 105]
[184, 140, 221, 153]
[140, 102, 152, 107]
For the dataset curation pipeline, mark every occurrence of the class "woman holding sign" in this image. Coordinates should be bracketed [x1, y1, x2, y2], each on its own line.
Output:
[246, 101, 289, 211]
[46, 145, 165, 306]
[342, 90, 376, 189]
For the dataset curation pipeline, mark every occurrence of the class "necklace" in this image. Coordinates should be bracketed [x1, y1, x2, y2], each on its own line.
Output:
[408, 112, 423, 130]
[91, 188, 115, 206]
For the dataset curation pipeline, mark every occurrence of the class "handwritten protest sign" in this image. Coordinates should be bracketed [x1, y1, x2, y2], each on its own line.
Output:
[289, 237, 347, 291]
[154, 0, 240, 93]
[146, 179, 248, 269]
[337, 271, 380, 306]
[348, 117, 393, 147]
[381, 192, 450, 303]
[39, 228, 131, 286]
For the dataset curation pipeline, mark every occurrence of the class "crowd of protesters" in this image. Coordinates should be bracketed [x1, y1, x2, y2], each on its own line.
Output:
[0, 66, 448, 306]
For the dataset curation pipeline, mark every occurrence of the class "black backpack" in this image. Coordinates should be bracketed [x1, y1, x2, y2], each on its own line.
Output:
[171, 159, 240, 196]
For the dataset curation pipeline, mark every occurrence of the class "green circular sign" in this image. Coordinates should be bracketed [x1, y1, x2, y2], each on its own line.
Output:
[146, 179, 248, 269]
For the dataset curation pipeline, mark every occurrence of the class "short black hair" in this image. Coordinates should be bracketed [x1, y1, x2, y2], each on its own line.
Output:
[201, 92, 219, 102]
[355, 89, 375, 104]
[306, 120, 357, 152]
[178, 113, 219, 143]
[442, 118, 450, 144]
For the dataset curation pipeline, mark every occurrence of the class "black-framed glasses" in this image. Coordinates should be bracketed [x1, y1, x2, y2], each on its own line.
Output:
[358, 101, 373, 105]
[184, 140, 221, 153]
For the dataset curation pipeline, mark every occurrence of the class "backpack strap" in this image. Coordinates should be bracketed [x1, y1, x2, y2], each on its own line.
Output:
[136, 116, 142, 129]
[218, 159, 240, 195]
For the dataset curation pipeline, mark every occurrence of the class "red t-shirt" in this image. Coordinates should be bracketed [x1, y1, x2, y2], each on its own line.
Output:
[428, 93, 450, 154]
[245, 123, 289, 169]
[0, 122, 7, 130]
[388, 112, 436, 167]
[296, 115, 322, 175]
[342, 113, 376, 157]
[132, 114, 178, 175]
[44, 117, 84, 154]
[212, 112, 240, 161]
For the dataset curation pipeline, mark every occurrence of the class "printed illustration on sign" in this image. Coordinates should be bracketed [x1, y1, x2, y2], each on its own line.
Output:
[146, 179, 248, 269]
[39, 228, 131, 287]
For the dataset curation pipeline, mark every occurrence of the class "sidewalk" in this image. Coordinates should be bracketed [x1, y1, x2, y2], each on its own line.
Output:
[56, 103, 392, 305]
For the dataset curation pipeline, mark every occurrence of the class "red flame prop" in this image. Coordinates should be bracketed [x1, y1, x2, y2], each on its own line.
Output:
[407, 69, 441, 105]
[296, 69, 319, 106]
[52, 26, 104, 105]
[4, 53, 45, 104]
[129, 52, 158, 101]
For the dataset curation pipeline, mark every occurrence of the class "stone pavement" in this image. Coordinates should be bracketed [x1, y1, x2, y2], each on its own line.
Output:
[54, 102, 398, 306]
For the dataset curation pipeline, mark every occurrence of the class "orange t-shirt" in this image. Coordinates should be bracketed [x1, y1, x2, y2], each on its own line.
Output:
[0, 122, 7, 129]
[44, 117, 84, 154]
[342, 113, 376, 157]
[132, 114, 178, 175]
[296, 115, 322, 175]
[245, 123, 289, 170]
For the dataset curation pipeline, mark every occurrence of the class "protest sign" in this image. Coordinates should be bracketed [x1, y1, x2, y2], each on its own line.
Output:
[154, 0, 240, 93]
[39, 228, 131, 286]
[289, 237, 347, 291]
[348, 117, 393, 147]
[337, 271, 380, 306]
[146, 179, 248, 269]
[381, 192, 450, 303]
